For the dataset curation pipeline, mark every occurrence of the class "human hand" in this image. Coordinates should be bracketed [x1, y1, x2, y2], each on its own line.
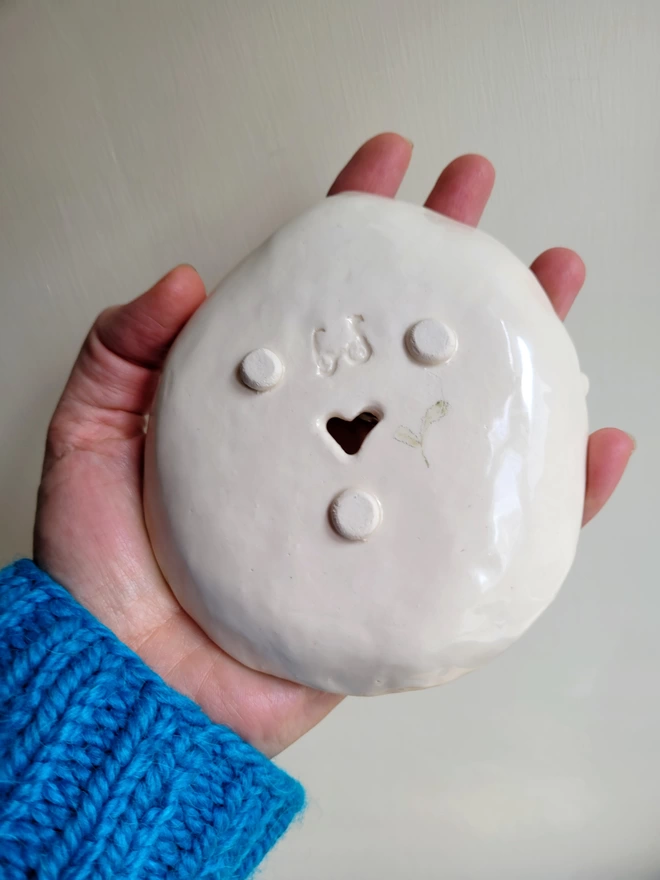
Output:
[33, 134, 633, 757]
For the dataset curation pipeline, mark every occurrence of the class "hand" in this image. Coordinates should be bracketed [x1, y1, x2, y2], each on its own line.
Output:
[34, 134, 633, 757]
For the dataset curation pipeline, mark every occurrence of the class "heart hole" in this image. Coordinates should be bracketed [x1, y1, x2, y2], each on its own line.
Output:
[326, 411, 381, 455]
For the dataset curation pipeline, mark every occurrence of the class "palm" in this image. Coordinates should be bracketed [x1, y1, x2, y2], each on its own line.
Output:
[33, 135, 633, 758]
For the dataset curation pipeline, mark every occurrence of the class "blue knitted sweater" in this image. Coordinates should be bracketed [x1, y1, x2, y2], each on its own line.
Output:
[0, 559, 304, 879]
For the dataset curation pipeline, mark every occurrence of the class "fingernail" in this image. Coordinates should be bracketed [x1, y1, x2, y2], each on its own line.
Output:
[627, 433, 637, 451]
[405, 137, 414, 149]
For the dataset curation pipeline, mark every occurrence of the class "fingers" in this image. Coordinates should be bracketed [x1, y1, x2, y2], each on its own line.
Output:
[329, 138, 495, 230]
[530, 248, 586, 321]
[528, 250, 630, 523]
[528, 253, 632, 525]
[424, 154, 495, 226]
[583, 428, 635, 526]
[46, 266, 206, 456]
[328, 133, 413, 198]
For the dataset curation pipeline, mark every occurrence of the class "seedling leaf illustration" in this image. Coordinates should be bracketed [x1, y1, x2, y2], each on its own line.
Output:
[422, 400, 449, 432]
[394, 426, 421, 448]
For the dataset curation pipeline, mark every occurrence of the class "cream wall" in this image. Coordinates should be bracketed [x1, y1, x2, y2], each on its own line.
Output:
[1, 2, 658, 877]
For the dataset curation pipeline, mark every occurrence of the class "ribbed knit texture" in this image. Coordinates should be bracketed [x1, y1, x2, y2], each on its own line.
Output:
[0, 559, 304, 880]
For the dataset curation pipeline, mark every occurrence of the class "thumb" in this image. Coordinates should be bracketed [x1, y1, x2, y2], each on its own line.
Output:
[45, 265, 206, 455]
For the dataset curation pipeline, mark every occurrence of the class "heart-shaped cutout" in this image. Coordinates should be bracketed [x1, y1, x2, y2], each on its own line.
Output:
[326, 411, 381, 455]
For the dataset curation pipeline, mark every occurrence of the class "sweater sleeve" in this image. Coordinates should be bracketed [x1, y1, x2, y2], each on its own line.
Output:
[0, 559, 304, 880]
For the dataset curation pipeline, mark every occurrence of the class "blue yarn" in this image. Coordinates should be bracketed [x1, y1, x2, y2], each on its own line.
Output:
[0, 560, 304, 879]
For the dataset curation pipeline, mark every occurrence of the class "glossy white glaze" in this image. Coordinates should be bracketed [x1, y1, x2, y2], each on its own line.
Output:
[144, 193, 588, 696]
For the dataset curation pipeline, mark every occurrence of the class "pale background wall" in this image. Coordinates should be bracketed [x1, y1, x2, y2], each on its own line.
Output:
[1, 1, 658, 877]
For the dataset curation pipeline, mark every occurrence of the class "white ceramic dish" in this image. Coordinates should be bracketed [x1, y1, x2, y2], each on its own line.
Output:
[144, 193, 588, 696]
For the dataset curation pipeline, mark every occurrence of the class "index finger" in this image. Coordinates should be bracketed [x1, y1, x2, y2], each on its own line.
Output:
[328, 133, 413, 197]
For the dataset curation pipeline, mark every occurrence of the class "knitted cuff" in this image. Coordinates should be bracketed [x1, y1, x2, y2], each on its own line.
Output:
[0, 559, 304, 880]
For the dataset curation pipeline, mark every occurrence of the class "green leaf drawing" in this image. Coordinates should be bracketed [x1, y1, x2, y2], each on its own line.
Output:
[394, 426, 421, 448]
[422, 400, 449, 432]
[394, 399, 449, 468]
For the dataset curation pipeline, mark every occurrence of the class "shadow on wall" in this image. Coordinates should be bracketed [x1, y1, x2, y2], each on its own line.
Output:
[0, 387, 55, 561]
